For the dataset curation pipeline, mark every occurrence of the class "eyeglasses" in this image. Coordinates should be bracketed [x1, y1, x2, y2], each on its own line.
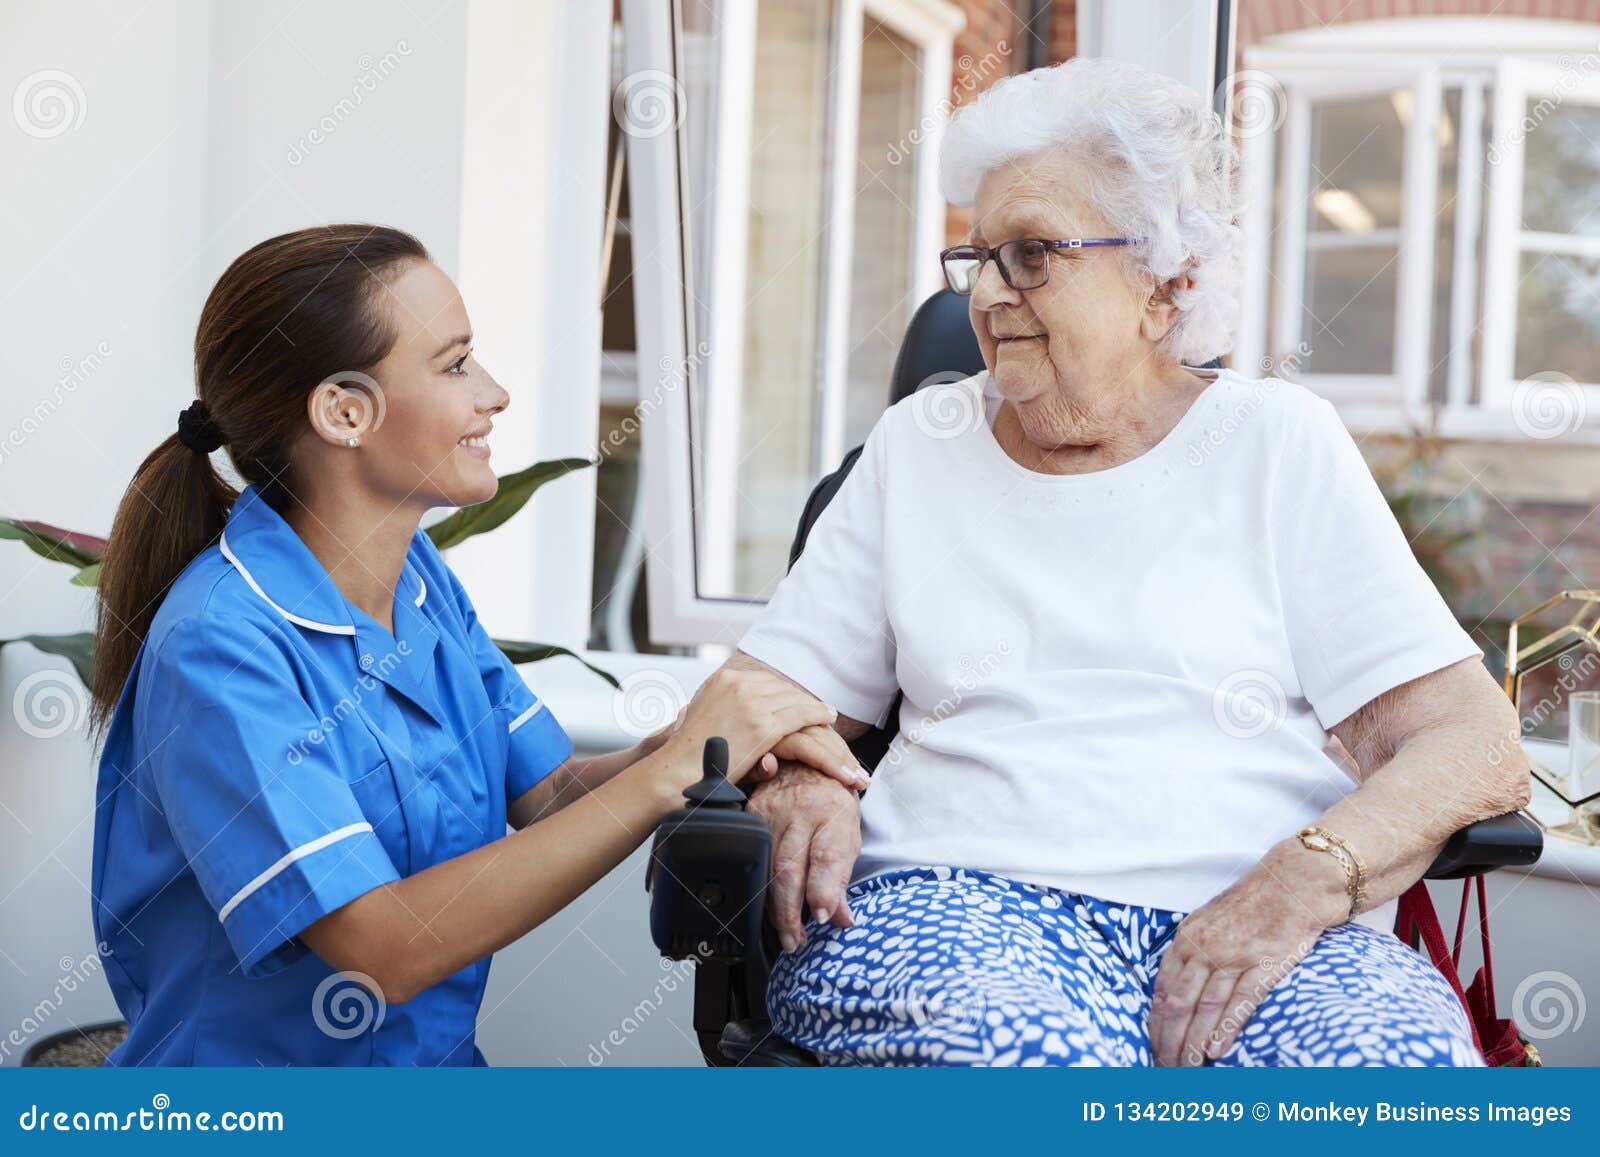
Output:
[939, 238, 1130, 296]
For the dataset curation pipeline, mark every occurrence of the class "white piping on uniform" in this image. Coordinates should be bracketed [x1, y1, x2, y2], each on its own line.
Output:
[413, 576, 427, 607]
[217, 822, 374, 924]
[508, 701, 546, 733]
[219, 531, 357, 636]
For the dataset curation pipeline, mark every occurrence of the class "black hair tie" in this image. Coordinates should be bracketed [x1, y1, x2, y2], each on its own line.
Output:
[177, 399, 224, 454]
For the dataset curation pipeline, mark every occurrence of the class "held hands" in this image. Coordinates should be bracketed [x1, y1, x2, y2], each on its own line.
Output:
[655, 668, 869, 791]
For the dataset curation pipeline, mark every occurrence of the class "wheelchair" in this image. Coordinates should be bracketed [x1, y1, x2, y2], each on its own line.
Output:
[647, 290, 1545, 1067]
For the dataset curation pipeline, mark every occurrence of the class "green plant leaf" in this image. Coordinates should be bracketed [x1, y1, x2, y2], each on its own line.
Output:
[425, 458, 596, 552]
[1, 632, 96, 687]
[491, 638, 618, 689]
[70, 562, 102, 587]
[0, 518, 106, 569]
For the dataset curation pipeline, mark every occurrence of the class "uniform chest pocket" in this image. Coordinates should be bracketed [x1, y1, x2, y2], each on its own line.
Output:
[346, 760, 412, 877]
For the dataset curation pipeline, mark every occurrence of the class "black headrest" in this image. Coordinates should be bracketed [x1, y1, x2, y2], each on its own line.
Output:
[888, 289, 986, 405]
[887, 289, 1226, 407]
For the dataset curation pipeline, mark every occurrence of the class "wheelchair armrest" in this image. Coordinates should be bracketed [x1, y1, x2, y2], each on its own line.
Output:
[1421, 811, 1542, 879]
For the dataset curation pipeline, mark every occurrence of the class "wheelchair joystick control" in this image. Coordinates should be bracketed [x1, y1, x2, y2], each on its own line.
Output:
[681, 736, 746, 807]
[645, 736, 774, 963]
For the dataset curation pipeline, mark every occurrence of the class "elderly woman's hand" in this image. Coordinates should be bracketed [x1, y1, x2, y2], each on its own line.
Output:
[748, 760, 862, 952]
[1148, 841, 1348, 1065]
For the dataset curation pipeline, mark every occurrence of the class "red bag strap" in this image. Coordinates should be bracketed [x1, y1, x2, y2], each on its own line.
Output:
[1450, 878, 1470, 968]
[1474, 875, 1498, 1015]
[1396, 880, 1485, 1056]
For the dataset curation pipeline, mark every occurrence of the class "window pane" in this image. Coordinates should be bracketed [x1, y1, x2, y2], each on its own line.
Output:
[1292, 91, 1406, 377]
[1514, 251, 1600, 382]
[1300, 245, 1399, 375]
[1427, 87, 1462, 404]
[843, 17, 921, 451]
[1307, 94, 1404, 234]
[682, 0, 832, 601]
[590, 24, 684, 656]
[1521, 99, 1600, 237]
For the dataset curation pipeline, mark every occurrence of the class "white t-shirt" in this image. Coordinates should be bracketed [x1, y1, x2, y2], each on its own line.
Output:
[737, 368, 1481, 935]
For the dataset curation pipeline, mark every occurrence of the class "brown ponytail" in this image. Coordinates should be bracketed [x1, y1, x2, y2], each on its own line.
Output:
[91, 224, 429, 733]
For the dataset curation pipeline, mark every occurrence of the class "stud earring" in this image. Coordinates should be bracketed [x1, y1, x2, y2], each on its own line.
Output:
[346, 436, 360, 448]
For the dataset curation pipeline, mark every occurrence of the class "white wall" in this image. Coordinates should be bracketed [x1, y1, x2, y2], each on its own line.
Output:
[0, 0, 697, 1066]
[2, 0, 220, 1063]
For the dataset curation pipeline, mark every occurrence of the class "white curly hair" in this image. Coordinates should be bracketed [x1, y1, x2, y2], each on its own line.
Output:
[940, 57, 1242, 365]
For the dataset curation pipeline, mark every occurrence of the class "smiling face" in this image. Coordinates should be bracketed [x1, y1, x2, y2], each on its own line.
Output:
[301, 259, 508, 512]
[967, 149, 1182, 448]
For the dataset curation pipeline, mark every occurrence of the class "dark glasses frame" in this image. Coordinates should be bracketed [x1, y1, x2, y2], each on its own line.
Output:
[939, 237, 1131, 295]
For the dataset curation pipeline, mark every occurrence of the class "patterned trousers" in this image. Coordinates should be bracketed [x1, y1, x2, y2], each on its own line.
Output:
[767, 866, 1483, 1067]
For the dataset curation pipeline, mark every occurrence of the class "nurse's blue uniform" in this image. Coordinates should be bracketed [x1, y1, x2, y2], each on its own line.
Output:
[91, 485, 573, 1065]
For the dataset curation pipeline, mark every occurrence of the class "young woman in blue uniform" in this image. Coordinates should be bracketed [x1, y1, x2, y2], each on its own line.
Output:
[88, 225, 866, 1065]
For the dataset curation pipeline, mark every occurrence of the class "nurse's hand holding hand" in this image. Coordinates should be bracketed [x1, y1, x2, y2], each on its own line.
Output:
[649, 668, 871, 796]
[301, 667, 864, 1008]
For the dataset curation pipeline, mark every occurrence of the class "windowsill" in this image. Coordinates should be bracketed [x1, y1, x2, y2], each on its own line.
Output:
[1514, 738, 1600, 887]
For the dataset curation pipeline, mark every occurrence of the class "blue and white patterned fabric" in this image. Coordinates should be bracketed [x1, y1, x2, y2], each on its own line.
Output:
[768, 867, 1482, 1067]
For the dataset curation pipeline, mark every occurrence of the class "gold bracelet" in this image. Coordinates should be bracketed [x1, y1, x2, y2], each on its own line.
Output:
[1296, 825, 1367, 921]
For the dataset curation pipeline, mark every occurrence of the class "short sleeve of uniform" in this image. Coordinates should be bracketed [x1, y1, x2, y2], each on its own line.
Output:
[1271, 396, 1482, 729]
[144, 616, 402, 977]
[737, 413, 899, 727]
[428, 541, 573, 803]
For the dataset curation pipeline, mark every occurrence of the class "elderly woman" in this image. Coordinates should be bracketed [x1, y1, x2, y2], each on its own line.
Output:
[724, 58, 1530, 1067]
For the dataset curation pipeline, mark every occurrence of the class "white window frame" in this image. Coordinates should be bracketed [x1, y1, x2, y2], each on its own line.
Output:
[624, 0, 961, 648]
[1078, 0, 1222, 98]
[1236, 51, 1442, 414]
[1480, 57, 1600, 412]
[1235, 19, 1600, 443]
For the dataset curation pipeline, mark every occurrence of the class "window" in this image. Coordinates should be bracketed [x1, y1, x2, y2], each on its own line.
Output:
[1481, 59, 1600, 410]
[1238, 59, 1443, 410]
[1234, 20, 1600, 440]
[621, 0, 960, 647]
